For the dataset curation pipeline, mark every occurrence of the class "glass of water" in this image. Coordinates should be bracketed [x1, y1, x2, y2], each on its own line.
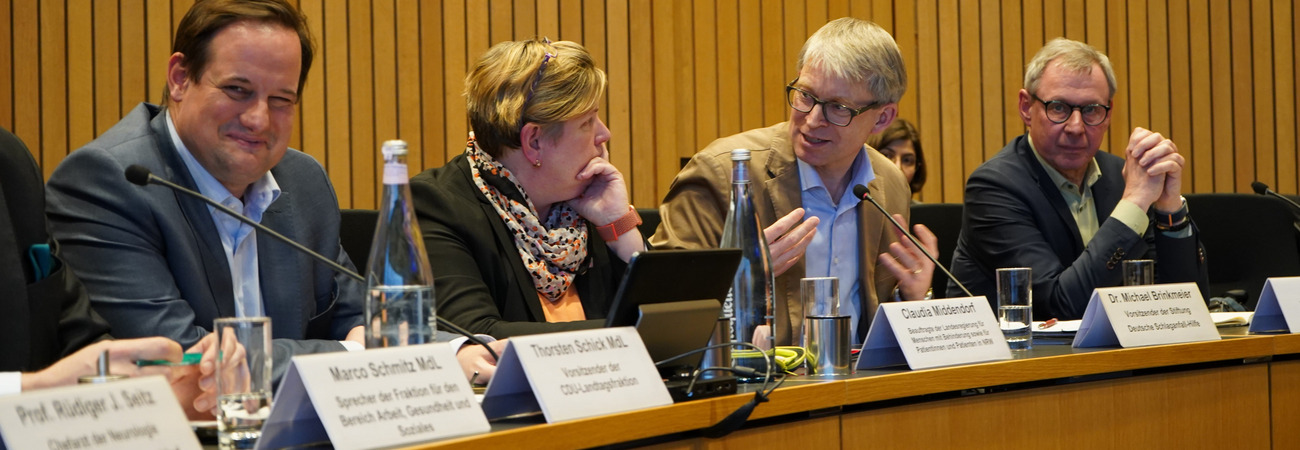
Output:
[215, 317, 272, 449]
[996, 267, 1033, 350]
[1122, 259, 1155, 286]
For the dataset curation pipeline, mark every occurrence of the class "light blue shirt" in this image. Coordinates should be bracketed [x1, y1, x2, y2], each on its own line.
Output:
[166, 112, 280, 319]
[798, 148, 876, 344]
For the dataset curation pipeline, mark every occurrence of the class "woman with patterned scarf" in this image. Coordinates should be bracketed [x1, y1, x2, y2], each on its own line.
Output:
[410, 39, 645, 338]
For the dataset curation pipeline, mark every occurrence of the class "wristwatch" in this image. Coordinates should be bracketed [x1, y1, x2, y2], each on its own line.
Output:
[893, 286, 935, 302]
[1154, 196, 1190, 232]
[596, 206, 642, 242]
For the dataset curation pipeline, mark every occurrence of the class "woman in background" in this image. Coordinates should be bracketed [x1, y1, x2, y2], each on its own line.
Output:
[867, 118, 926, 202]
[410, 39, 644, 338]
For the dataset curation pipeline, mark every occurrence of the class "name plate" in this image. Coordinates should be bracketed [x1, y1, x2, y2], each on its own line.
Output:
[1249, 277, 1300, 333]
[857, 297, 1011, 370]
[0, 376, 200, 450]
[258, 343, 489, 450]
[482, 327, 671, 423]
[1073, 282, 1220, 348]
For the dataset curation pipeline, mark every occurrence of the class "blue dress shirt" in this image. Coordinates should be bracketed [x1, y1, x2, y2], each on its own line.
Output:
[797, 148, 876, 344]
[166, 112, 280, 319]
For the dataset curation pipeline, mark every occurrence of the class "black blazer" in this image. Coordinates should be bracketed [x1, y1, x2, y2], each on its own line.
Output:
[950, 134, 1208, 320]
[410, 154, 626, 338]
[0, 127, 110, 372]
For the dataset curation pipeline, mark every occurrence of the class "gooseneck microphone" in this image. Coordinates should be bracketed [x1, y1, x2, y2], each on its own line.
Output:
[125, 165, 496, 359]
[127, 165, 361, 282]
[1251, 181, 1300, 212]
[853, 184, 974, 298]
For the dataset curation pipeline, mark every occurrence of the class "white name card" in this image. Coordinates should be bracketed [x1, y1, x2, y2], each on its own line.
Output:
[857, 297, 1012, 370]
[1249, 277, 1300, 333]
[481, 327, 671, 423]
[0, 376, 200, 450]
[258, 343, 489, 450]
[1073, 282, 1220, 348]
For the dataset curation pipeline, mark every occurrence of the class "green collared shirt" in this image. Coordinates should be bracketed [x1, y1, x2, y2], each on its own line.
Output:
[1028, 137, 1149, 245]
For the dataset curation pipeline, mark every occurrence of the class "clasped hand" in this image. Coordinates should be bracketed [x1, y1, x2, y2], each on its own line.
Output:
[1122, 127, 1185, 212]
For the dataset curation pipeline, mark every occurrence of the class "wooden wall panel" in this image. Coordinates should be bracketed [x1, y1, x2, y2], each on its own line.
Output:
[937, 0, 963, 202]
[1107, 0, 1130, 160]
[39, 0, 68, 173]
[146, 0, 174, 107]
[605, 0, 629, 186]
[1188, 0, 1212, 193]
[94, 0, 121, 137]
[650, 0, 677, 205]
[1276, 0, 1298, 195]
[322, 0, 351, 204]
[67, 0, 94, 157]
[1232, 1, 1257, 192]
[5, 0, 1299, 209]
[1169, 0, 1193, 191]
[0, 0, 10, 130]
[958, 1, 981, 173]
[1252, 0, 1276, 190]
[120, 1, 147, 119]
[299, 0, 326, 168]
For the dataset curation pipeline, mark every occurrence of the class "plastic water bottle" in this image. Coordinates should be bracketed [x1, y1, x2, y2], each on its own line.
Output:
[719, 148, 776, 379]
[365, 140, 436, 347]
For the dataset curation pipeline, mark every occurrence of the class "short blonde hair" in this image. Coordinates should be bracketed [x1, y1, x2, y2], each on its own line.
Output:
[1024, 38, 1117, 98]
[465, 39, 607, 157]
[796, 17, 907, 104]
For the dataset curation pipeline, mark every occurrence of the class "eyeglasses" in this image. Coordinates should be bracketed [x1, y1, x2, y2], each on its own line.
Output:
[1031, 94, 1111, 126]
[785, 79, 882, 127]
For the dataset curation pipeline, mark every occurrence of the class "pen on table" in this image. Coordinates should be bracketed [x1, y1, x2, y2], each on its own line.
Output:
[136, 353, 203, 367]
[1038, 318, 1058, 330]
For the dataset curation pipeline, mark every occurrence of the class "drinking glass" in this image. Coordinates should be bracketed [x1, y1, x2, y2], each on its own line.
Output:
[215, 317, 272, 449]
[997, 268, 1033, 350]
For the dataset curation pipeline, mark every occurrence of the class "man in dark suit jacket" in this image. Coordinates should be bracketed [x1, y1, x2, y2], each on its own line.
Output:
[45, 0, 364, 384]
[950, 38, 1208, 320]
[0, 126, 196, 400]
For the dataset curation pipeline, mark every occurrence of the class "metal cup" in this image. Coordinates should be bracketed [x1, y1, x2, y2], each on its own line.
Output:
[803, 316, 851, 376]
[801, 277, 850, 376]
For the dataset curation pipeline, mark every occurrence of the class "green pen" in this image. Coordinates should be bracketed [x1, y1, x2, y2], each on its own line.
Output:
[136, 353, 203, 367]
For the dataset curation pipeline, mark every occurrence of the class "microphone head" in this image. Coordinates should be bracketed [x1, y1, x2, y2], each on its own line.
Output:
[1251, 181, 1270, 195]
[852, 184, 870, 200]
[125, 165, 153, 186]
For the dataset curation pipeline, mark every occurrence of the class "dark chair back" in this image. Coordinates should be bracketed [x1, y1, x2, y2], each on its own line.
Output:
[910, 203, 963, 298]
[340, 209, 380, 271]
[1186, 193, 1300, 309]
[637, 207, 662, 240]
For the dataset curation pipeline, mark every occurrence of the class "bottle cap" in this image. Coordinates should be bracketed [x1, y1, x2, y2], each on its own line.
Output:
[382, 140, 409, 157]
[730, 148, 751, 161]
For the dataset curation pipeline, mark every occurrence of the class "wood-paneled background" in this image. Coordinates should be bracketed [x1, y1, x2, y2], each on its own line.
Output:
[1, 0, 1296, 209]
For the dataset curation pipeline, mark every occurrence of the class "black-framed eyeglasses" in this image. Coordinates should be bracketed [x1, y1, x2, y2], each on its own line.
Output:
[1031, 94, 1111, 126]
[785, 78, 882, 127]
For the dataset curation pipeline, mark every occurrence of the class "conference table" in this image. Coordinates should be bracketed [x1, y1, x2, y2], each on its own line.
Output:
[404, 327, 1299, 449]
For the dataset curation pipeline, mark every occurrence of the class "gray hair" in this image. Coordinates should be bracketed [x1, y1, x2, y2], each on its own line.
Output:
[796, 17, 907, 104]
[1024, 38, 1117, 98]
